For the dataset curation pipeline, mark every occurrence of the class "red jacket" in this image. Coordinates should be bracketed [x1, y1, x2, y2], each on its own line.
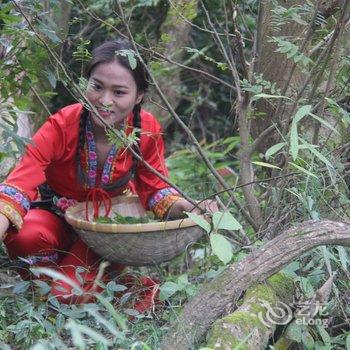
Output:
[0, 103, 173, 228]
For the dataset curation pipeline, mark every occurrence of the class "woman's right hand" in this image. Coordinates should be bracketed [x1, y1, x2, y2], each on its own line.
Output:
[0, 213, 10, 242]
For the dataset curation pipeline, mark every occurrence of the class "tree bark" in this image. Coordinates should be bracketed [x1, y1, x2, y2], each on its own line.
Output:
[148, 0, 198, 120]
[251, 0, 306, 153]
[206, 272, 295, 350]
[161, 220, 350, 349]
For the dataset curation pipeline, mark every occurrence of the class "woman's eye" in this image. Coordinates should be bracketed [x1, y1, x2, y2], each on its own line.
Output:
[114, 90, 124, 96]
[93, 83, 102, 90]
[89, 82, 101, 91]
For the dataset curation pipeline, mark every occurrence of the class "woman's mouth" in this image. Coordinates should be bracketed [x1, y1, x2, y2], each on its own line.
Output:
[97, 109, 112, 118]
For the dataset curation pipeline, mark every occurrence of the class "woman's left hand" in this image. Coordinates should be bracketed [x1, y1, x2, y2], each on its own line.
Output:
[166, 198, 218, 219]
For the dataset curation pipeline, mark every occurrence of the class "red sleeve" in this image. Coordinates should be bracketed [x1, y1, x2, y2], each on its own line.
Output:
[0, 104, 82, 228]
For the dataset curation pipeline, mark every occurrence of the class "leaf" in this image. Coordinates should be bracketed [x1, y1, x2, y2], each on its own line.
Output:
[13, 281, 30, 294]
[115, 49, 137, 70]
[290, 121, 299, 160]
[185, 212, 211, 233]
[177, 274, 189, 287]
[33, 280, 51, 295]
[252, 161, 281, 169]
[337, 246, 349, 270]
[302, 331, 315, 350]
[94, 293, 127, 331]
[46, 70, 57, 88]
[212, 211, 242, 231]
[159, 281, 181, 301]
[124, 308, 140, 317]
[210, 233, 233, 264]
[316, 324, 331, 345]
[38, 23, 62, 43]
[286, 323, 303, 342]
[346, 333, 350, 350]
[288, 162, 317, 179]
[309, 113, 339, 135]
[127, 52, 137, 70]
[251, 93, 292, 102]
[65, 319, 111, 346]
[300, 139, 333, 168]
[106, 281, 127, 292]
[265, 142, 286, 159]
[294, 105, 312, 123]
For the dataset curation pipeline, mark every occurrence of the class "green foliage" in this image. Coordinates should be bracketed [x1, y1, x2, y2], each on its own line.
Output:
[269, 36, 313, 66]
[1, 0, 350, 348]
[270, 2, 309, 29]
[241, 73, 281, 96]
[185, 210, 242, 265]
[94, 212, 158, 224]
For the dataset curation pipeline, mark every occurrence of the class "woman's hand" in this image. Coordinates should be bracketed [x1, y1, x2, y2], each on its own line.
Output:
[166, 198, 218, 219]
[0, 212, 10, 242]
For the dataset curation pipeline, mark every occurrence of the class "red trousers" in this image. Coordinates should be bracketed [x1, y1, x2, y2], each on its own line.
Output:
[4, 209, 159, 310]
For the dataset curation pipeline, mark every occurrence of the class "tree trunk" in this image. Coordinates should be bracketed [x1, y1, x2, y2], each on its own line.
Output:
[251, 0, 306, 153]
[161, 220, 350, 349]
[148, 0, 198, 120]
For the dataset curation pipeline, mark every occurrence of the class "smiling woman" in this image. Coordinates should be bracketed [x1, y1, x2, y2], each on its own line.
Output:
[86, 60, 144, 130]
[0, 37, 217, 308]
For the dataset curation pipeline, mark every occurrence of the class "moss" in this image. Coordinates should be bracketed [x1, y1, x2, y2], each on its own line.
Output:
[205, 272, 295, 349]
[267, 272, 294, 301]
[244, 284, 277, 306]
[207, 310, 273, 349]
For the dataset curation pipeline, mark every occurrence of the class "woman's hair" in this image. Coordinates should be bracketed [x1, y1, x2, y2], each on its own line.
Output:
[85, 38, 149, 93]
[76, 38, 148, 189]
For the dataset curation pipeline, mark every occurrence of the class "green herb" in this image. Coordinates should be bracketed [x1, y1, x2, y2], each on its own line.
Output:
[93, 212, 159, 224]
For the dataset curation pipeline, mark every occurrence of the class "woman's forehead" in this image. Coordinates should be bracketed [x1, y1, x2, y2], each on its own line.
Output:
[90, 61, 136, 87]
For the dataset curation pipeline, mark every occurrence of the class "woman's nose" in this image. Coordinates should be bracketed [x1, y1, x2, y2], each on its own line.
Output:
[98, 92, 113, 107]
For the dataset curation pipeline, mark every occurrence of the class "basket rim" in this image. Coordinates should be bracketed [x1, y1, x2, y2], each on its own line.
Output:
[65, 195, 205, 233]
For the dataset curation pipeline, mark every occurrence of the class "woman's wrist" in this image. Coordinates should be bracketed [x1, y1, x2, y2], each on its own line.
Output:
[0, 212, 10, 241]
[166, 199, 195, 219]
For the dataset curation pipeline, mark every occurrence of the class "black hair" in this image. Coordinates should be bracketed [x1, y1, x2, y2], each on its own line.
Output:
[77, 38, 148, 189]
[86, 38, 149, 93]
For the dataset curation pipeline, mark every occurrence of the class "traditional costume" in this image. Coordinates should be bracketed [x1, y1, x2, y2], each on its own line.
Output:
[0, 103, 181, 308]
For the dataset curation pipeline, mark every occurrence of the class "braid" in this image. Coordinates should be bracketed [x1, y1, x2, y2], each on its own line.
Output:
[76, 108, 89, 187]
[133, 103, 141, 130]
[102, 105, 142, 192]
[131, 103, 141, 168]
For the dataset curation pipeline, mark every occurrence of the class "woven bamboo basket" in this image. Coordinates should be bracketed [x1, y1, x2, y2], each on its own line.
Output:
[65, 195, 206, 266]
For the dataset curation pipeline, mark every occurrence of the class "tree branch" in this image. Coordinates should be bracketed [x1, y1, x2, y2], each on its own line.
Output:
[161, 220, 350, 349]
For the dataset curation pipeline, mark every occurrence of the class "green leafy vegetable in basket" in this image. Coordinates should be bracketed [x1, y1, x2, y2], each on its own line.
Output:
[94, 212, 159, 224]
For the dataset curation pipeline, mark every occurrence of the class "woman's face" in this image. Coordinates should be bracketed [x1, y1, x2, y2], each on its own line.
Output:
[86, 60, 144, 129]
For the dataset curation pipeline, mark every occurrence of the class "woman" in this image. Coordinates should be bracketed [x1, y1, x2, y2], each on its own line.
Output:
[0, 38, 216, 307]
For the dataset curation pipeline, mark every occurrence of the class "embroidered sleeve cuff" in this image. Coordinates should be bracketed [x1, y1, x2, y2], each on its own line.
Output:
[148, 188, 182, 219]
[0, 200, 23, 229]
[0, 183, 30, 229]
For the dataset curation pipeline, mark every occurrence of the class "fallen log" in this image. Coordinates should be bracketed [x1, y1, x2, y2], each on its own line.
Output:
[161, 220, 350, 349]
[206, 272, 295, 350]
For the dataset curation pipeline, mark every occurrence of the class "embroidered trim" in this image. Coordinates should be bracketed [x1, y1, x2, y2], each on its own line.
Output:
[53, 196, 78, 213]
[148, 187, 179, 209]
[85, 117, 118, 188]
[0, 183, 30, 211]
[0, 200, 23, 229]
[152, 195, 182, 219]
